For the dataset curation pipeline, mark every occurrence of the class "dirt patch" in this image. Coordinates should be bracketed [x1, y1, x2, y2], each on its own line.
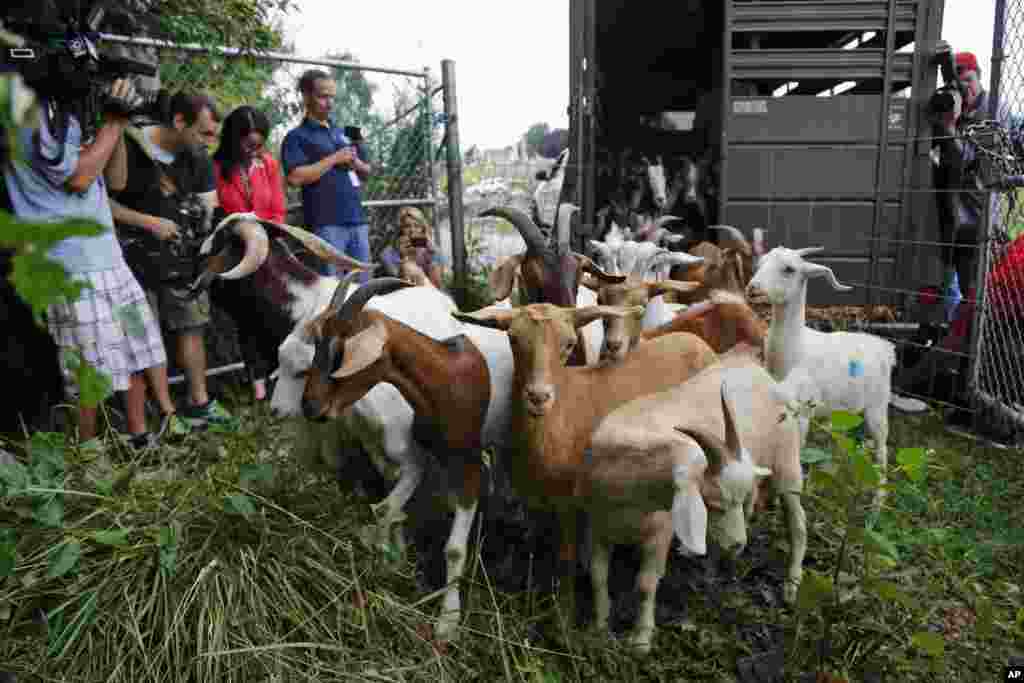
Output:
[751, 303, 900, 325]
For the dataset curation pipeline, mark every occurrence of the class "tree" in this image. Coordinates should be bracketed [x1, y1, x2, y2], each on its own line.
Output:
[524, 122, 551, 157]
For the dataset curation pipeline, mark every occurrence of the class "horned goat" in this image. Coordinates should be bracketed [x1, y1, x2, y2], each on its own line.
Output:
[191, 214, 462, 558]
[667, 225, 766, 305]
[455, 303, 719, 642]
[746, 246, 916, 511]
[298, 275, 518, 643]
[585, 219, 704, 332]
[587, 346, 805, 653]
[485, 205, 626, 366]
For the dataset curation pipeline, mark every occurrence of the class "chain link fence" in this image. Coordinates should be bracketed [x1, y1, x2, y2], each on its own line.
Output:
[101, 35, 443, 390]
[962, 0, 1024, 442]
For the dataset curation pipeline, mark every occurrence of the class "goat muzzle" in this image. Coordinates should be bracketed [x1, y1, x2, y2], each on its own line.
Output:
[524, 385, 555, 416]
[745, 284, 769, 304]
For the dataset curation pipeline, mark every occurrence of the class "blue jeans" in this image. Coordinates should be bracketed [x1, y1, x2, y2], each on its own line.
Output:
[314, 224, 371, 284]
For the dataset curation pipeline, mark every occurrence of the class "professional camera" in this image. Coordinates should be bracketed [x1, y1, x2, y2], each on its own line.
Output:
[928, 41, 965, 116]
[1, 3, 159, 117]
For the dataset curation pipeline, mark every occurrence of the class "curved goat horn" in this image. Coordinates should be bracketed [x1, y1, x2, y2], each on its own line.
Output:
[555, 203, 578, 253]
[335, 277, 414, 325]
[795, 246, 825, 257]
[655, 215, 685, 230]
[267, 220, 375, 272]
[219, 220, 270, 281]
[674, 424, 729, 474]
[802, 262, 853, 291]
[711, 225, 749, 244]
[328, 269, 363, 312]
[480, 206, 547, 254]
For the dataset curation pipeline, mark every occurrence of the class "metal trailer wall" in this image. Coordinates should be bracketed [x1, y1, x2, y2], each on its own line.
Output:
[565, 0, 946, 307]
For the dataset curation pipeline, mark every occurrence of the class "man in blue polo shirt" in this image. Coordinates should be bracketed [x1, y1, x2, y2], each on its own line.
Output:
[282, 69, 373, 281]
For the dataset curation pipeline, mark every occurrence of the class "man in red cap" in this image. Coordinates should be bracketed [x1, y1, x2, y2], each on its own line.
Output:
[929, 42, 989, 323]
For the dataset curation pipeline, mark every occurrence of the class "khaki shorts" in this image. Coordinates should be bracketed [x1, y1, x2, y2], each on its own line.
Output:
[145, 284, 211, 333]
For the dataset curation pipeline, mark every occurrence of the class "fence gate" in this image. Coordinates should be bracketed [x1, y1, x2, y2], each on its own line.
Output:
[102, 33, 442, 388]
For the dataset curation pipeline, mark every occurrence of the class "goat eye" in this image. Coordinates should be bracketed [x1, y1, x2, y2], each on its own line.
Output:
[783, 266, 795, 275]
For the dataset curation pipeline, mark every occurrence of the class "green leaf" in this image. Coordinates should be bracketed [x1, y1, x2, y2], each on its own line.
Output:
[975, 596, 994, 640]
[115, 303, 147, 340]
[46, 540, 82, 580]
[8, 250, 92, 324]
[796, 570, 834, 613]
[49, 590, 98, 660]
[849, 449, 881, 489]
[61, 349, 113, 409]
[0, 460, 30, 492]
[896, 447, 928, 483]
[225, 493, 257, 519]
[833, 434, 858, 456]
[158, 526, 178, 575]
[909, 631, 944, 657]
[239, 463, 275, 489]
[28, 432, 66, 473]
[800, 447, 832, 465]
[33, 496, 64, 528]
[864, 578, 915, 609]
[0, 528, 16, 578]
[92, 529, 130, 546]
[863, 528, 900, 561]
[830, 411, 864, 433]
[94, 478, 114, 497]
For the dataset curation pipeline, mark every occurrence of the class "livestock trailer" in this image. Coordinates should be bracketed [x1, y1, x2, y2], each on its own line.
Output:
[562, 0, 947, 306]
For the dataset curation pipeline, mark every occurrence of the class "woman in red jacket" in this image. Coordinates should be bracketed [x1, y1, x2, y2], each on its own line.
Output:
[213, 105, 286, 401]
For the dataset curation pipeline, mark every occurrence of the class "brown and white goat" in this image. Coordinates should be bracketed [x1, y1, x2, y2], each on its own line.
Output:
[455, 303, 719, 640]
[586, 345, 806, 652]
[484, 205, 625, 366]
[299, 277, 517, 643]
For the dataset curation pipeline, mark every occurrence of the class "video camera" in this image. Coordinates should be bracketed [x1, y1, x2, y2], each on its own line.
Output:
[1, 2, 159, 117]
[928, 41, 966, 116]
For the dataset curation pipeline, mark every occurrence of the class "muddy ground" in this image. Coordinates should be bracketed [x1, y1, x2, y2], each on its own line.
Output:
[335, 443, 805, 670]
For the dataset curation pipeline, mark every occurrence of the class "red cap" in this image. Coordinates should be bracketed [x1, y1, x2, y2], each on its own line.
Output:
[956, 52, 980, 74]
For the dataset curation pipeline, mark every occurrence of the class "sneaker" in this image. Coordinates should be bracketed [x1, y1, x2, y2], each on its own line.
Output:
[157, 411, 191, 440]
[182, 399, 238, 431]
[127, 432, 159, 452]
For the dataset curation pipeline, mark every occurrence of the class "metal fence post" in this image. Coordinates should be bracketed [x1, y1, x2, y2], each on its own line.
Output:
[424, 66, 441, 248]
[442, 59, 467, 309]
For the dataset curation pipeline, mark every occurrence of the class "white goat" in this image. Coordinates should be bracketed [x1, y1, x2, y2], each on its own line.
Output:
[746, 246, 924, 511]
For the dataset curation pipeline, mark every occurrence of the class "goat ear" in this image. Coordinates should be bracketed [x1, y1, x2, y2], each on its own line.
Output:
[331, 322, 388, 379]
[674, 299, 717, 322]
[648, 280, 701, 298]
[579, 273, 603, 292]
[454, 308, 519, 330]
[801, 261, 854, 291]
[489, 254, 524, 301]
[572, 304, 645, 329]
[671, 471, 708, 558]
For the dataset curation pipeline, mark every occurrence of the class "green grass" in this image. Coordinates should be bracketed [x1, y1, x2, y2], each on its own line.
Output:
[1, 399, 1021, 682]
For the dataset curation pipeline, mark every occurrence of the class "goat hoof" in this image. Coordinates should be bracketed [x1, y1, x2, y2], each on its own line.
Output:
[783, 580, 799, 605]
[627, 632, 653, 655]
[433, 612, 460, 644]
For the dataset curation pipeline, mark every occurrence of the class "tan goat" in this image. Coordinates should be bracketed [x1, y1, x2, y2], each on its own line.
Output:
[587, 279, 767, 363]
[455, 303, 719, 646]
[587, 345, 806, 651]
[668, 225, 762, 305]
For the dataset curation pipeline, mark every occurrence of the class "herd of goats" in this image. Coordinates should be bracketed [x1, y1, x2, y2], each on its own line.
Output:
[180, 199, 927, 654]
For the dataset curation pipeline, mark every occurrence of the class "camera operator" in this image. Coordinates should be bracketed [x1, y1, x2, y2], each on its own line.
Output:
[929, 43, 990, 322]
[108, 90, 238, 434]
[1, 70, 180, 447]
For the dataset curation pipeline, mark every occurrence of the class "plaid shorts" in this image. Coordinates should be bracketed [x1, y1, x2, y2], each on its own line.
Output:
[46, 262, 167, 397]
